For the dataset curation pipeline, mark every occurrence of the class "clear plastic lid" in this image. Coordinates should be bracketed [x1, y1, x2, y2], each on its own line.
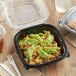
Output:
[1, 0, 49, 29]
[60, 6, 76, 34]
[0, 25, 6, 39]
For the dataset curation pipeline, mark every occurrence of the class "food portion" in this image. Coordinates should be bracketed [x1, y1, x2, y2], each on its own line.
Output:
[19, 30, 61, 65]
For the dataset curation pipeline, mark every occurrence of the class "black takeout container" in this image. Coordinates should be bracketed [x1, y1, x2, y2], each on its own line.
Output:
[14, 24, 70, 70]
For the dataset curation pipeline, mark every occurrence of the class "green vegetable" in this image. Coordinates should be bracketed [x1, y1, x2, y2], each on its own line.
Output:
[39, 33, 43, 36]
[19, 38, 40, 46]
[52, 41, 55, 44]
[39, 62, 42, 64]
[30, 34, 43, 44]
[19, 40, 25, 45]
[43, 30, 47, 33]
[44, 32, 54, 46]
[26, 45, 35, 61]
[37, 47, 51, 59]
[43, 47, 60, 54]
[23, 48, 26, 51]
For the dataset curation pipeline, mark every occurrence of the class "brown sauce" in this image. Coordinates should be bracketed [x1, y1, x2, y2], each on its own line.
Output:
[0, 38, 4, 53]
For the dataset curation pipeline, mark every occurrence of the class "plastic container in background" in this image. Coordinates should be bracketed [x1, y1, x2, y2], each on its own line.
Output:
[0, 25, 6, 53]
[1, 0, 49, 29]
[60, 6, 76, 34]
[55, 0, 71, 13]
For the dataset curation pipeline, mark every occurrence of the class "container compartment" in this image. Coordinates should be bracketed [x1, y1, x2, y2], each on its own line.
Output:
[14, 24, 70, 70]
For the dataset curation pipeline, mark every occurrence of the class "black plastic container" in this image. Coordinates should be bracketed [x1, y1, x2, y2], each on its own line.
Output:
[14, 24, 70, 70]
